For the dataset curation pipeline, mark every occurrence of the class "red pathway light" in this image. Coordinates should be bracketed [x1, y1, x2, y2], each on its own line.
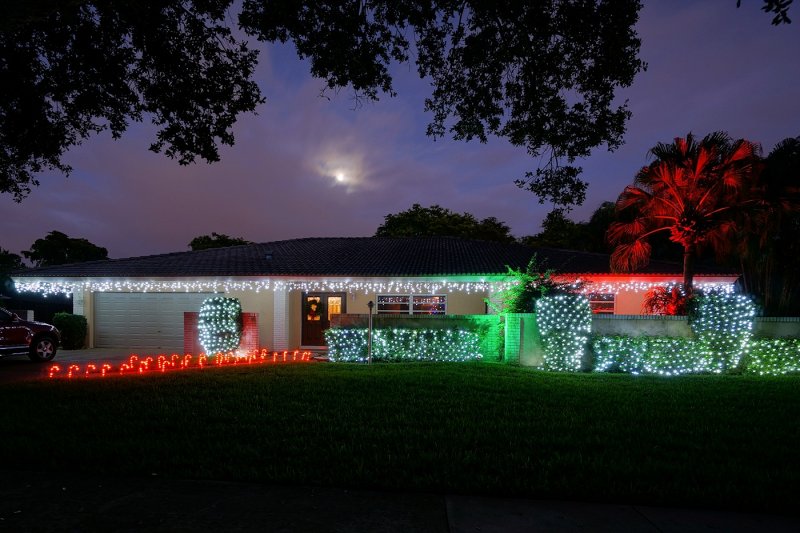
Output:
[47, 349, 313, 380]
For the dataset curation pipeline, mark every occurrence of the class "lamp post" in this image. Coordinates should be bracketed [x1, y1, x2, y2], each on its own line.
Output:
[367, 300, 374, 365]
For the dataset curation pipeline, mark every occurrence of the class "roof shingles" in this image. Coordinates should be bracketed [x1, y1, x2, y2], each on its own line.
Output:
[12, 237, 723, 278]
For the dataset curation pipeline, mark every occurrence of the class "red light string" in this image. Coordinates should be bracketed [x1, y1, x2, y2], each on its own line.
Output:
[47, 349, 313, 380]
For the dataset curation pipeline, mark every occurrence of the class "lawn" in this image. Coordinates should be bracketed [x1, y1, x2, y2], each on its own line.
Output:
[1, 363, 798, 512]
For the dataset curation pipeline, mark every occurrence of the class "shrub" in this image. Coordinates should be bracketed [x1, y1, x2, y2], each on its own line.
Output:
[535, 294, 591, 372]
[593, 335, 712, 375]
[690, 293, 756, 372]
[52, 312, 88, 349]
[325, 328, 483, 363]
[198, 297, 242, 355]
[746, 339, 800, 376]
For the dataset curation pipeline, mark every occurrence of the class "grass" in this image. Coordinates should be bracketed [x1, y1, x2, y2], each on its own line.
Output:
[1, 362, 798, 512]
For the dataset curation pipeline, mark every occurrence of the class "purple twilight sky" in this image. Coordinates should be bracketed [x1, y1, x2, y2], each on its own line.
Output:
[1, 1, 799, 260]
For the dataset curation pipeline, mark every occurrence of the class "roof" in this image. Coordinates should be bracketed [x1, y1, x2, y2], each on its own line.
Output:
[11, 237, 730, 279]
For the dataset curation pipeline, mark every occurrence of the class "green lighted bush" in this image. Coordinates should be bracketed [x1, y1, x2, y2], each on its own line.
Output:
[52, 312, 88, 349]
[325, 328, 483, 363]
[746, 339, 800, 376]
[593, 335, 800, 376]
[690, 293, 756, 372]
[535, 294, 591, 372]
[198, 297, 242, 355]
[593, 336, 711, 376]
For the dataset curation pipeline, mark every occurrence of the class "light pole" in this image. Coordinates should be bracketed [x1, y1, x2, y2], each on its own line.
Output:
[367, 300, 374, 365]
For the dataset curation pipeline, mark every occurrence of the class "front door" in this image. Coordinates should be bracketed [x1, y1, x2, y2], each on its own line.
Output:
[301, 292, 346, 347]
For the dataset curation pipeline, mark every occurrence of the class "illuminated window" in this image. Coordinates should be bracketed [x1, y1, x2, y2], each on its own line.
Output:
[588, 293, 615, 314]
[377, 295, 447, 315]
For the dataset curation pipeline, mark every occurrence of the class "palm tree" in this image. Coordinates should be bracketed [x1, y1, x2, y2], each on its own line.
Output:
[737, 136, 800, 314]
[607, 132, 760, 296]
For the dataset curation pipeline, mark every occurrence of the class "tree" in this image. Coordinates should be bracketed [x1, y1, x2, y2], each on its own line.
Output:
[375, 204, 515, 243]
[2, 0, 646, 206]
[189, 233, 252, 251]
[521, 202, 618, 253]
[22, 231, 108, 267]
[1, 0, 262, 201]
[736, 136, 800, 315]
[738, 0, 794, 24]
[0, 248, 25, 295]
[607, 132, 761, 295]
[487, 255, 579, 314]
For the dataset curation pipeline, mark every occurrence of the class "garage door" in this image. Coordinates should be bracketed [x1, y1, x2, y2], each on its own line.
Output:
[94, 293, 214, 349]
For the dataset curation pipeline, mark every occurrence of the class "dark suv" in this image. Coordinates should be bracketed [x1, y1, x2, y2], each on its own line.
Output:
[0, 307, 60, 362]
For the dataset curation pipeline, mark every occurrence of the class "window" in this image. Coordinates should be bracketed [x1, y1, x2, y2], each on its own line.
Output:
[377, 295, 446, 315]
[587, 293, 615, 314]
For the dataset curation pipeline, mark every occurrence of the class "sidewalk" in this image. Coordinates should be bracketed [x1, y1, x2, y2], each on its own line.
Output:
[0, 471, 796, 532]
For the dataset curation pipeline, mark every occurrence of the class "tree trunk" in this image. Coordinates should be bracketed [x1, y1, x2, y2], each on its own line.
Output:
[683, 246, 695, 297]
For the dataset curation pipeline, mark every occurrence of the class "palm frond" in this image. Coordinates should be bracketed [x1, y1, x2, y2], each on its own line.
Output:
[610, 240, 652, 273]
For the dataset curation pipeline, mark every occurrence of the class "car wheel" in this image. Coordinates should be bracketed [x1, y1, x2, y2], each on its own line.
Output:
[29, 336, 57, 362]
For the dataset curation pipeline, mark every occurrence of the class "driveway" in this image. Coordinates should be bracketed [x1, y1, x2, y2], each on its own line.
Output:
[0, 348, 180, 384]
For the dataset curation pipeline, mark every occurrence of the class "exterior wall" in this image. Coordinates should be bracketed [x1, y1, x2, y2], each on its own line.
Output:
[74, 290, 95, 348]
[504, 313, 543, 366]
[613, 292, 647, 315]
[288, 290, 301, 348]
[230, 290, 275, 349]
[592, 315, 800, 338]
[592, 315, 692, 337]
[344, 290, 488, 315]
[289, 288, 490, 348]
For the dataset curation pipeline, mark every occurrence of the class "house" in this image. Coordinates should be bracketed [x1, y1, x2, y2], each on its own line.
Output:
[11, 237, 737, 351]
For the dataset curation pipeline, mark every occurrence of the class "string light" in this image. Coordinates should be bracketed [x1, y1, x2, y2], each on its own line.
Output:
[747, 339, 800, 376]
[593, 294, 768, 376]
[13, 277, 735, 297]
[47, 349, 313, 380]
[535, 295, 592, 372]
[198, 297, 242, 355]
[13, 278, 508, 296]
[325, 328, 483, 363]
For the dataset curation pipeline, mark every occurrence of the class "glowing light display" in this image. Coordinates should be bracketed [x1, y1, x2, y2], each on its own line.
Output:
[747, 339, 800, 376]
[325, 328, 482, 363]
[536, 294, 592, 372]
[14, 277, 735, 298]
[47, 350, 312, 380]
[593, 336, 713, 375]
[14, 279, 506, 296]
[591, 294, 786, 376]
[691, 293, 756, 371]
[198, 297, 243, 355]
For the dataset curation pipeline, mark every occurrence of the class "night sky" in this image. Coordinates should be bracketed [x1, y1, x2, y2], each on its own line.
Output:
[1, 2, 798, 260]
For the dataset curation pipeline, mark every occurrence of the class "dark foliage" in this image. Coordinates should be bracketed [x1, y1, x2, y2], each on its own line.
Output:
[0, 0, 262, 200]
[0, 248, 24, 295]
[52, 312, 87, 349]
[736, 136, 800, 315]
[22, 230, 108, 267]
[189, 233, 252, 251]
[2, 0, 645, 206]
[376, 204, 515, 243]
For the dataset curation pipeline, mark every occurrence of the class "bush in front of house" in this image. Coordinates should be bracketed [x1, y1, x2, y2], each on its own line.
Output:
[690, 292, 756, 372]
[535, 294, 592, 372]
[52, 312, 88, 349]
[325, 327, 483, 363]
[592, 335, 800, 376]
[745, 339, 800, 376]
[593, 336, 711, 375]
[198, 297, 242, 355]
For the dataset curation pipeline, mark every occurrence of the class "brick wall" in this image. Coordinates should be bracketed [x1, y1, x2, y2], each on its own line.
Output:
[184, 312, 259, 354]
